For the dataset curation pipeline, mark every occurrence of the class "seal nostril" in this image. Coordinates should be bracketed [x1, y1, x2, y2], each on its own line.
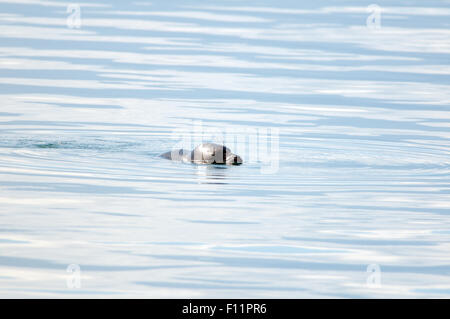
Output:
[233, 156, 243, 165]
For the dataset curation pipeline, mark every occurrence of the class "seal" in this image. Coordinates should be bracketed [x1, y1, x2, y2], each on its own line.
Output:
[160, 143, 243, 165]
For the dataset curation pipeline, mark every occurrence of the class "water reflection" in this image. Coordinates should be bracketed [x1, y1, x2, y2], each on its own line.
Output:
[194, 164, 229, 185]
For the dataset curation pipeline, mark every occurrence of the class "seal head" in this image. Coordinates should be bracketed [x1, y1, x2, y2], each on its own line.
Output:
[191, 143, 242, 165]
[161, 143, 242, 165]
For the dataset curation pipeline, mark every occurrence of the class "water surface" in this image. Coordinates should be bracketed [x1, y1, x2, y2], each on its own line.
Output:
[1, 0, 450, 298]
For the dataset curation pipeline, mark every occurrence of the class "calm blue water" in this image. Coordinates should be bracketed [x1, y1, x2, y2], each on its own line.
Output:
[1, 0, 450, 298]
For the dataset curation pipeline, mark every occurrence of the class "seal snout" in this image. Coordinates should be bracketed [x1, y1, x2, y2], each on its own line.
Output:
[226, 153, 242, 165]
